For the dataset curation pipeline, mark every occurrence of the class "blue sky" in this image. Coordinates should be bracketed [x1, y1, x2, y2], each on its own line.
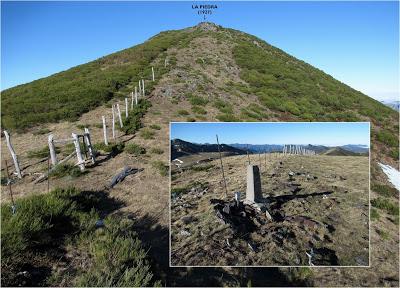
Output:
[170, 122, 370, 146]
[1, 1, 398, 101]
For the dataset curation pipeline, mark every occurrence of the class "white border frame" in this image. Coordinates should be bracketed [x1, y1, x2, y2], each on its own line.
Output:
[168, 121, 371, 268]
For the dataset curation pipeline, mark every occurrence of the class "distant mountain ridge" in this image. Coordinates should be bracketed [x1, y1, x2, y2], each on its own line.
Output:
[229, 143, 369, 154]
[381, 100, 400, 112]
[171, 139, 369, 159]
[171, 139, 246, 159]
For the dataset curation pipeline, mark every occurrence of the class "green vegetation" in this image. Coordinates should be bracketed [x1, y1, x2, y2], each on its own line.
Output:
[213, 98, 233, 114]
[376, 229, 390, 240]
[151, 161, 168, 176]
[1, 188, 156, 287]
[125, 143, 146, 156]
[149, 124, 161, 130]
[186, 117, 196, 122]
[188, 94, 209, 106]
[376, 129, 398, 147]
[120, 99, 151, 135]
[150, 147, 164, 154]
[371, 183, 397, 198]
[93, 142, 125, 155]
[192, 106, 207, 115]
[371, 197, 399, 216]
[27, 146, 59, 159]
[171, 181, 209, 198]
[140, 128, 155, 140]
[49, 164, 84, 179]
[177, 109, 189, 116]
[2, 29, 198, 131]
[216, 113, 239, 122]
[371, 208, 380, 220]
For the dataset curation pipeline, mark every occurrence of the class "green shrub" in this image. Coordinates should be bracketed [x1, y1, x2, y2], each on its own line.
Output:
[371, 183, 397, 198]
[93, 142, 125, 155]
[376, 130, 398, 147]
[188, 95, 208, 106]
[125, 143, 146, 156]
[49, 164, 84, 179]
[149, 124, 161, 130]
[150, 148, 164, 154]
[186, 117, 196, 122]
[140, 129, 155, 140]
[151, 161, 168, 176]
[120, 99, 151, 135]
[177, 109, 189, 116]
[371, 197, 399, 216]
[216, 114, 239, 122]
[27, 146, 60, 159]
[213, 99, 233, 114]
[192, 106, 207, 115]
[1, 188, 156, 287]
[371, 208, 380, 220]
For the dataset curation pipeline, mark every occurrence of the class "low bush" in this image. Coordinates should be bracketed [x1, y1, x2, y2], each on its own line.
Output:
[93, 142, 125, 155]
[125, 143, 146, 156]
[190, 164, 214, 172]
[140, 129, 155, 140]
[151, 161, 168, 176]
[370, 208, 380, 220]
[188, 95, 208, 106]
[120, 99, 152, 135]
[149, 124, 161, 130]
[371, 183, 397, 198]
[1, 188, 156, 287]
[371, 197, 399, 216]
[49, 164, 84, 178]
[216, 113, 239, 122]
[177, 109, 189, 116]
[150, 148, 164, 154]
[192, 106, 207, 115]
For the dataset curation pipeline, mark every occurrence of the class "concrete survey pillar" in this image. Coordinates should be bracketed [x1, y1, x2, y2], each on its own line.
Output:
[246, 165, 263, 203]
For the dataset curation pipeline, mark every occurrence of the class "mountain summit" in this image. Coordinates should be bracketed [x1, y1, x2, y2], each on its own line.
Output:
[2, 22, 398, 163]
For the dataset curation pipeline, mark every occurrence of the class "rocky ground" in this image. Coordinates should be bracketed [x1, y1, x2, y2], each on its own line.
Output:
[171, 154, 369, 267]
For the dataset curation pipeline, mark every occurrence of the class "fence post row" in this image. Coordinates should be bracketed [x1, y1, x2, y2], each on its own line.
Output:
[3, 130, 22, 179]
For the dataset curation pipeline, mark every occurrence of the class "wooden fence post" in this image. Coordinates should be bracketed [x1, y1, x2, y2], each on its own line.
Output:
[135, 86, 138, 105]
[152, 67, 155, 81]
[112, 105, 116, 139]
[116, 103, 123, 128]
[125, 97, 129, 118]
[142, 79, 145, 96]
[72, 133, 85, 171]
[84, 128, 95, 164]
[47, 134, 58, 166]
[3, 131, 22, 179]
[216, 134, 228, 198]
[102, 116, 108, 145]
[131, 91, 134, 109]
[138, 80, 142, 96]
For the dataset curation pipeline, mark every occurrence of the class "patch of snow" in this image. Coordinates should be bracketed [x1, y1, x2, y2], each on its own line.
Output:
[378, 163, 400, 191]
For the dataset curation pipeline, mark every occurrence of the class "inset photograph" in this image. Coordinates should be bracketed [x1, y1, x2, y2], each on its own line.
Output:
[170, 122, 370, 267]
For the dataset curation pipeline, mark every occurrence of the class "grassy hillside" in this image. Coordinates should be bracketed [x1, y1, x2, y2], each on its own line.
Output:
[1, 29, 200, 131]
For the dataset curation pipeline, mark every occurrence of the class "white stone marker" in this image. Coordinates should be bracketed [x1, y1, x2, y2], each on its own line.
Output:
[102, 116, 108, 145]
[48, 134, 58, 166]
[116, 103, 123, 128]
[246, 165, 263, 203]
[3, 130, 22, 178]
[72, 133, 85, 171]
